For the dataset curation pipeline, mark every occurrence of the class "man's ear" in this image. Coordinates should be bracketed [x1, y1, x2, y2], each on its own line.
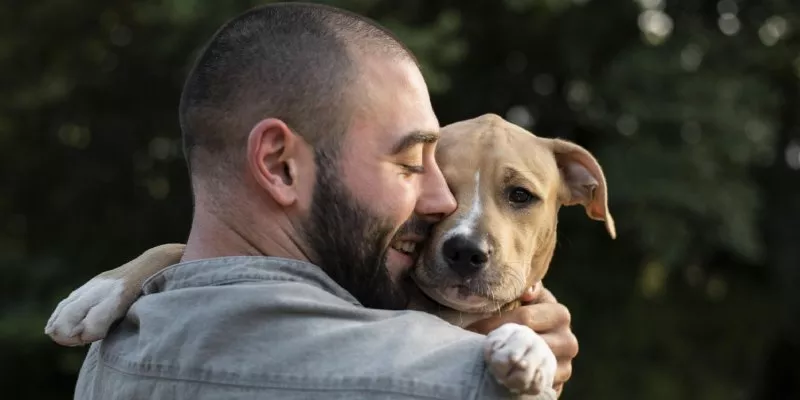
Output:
[247, 118, 302, 207]
[550, 138, 616, 239]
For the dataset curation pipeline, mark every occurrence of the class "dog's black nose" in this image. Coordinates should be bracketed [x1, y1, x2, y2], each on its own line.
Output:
[441, 234, 490, 277]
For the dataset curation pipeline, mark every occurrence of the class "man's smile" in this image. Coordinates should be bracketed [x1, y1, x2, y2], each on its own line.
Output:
[387, 234, 426, 272]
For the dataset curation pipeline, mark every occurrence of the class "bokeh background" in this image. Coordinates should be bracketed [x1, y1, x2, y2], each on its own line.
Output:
[2, 0, 799, 398]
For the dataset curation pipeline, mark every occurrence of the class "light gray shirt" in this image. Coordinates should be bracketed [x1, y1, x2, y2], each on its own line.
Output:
[74, 256, 528, 399]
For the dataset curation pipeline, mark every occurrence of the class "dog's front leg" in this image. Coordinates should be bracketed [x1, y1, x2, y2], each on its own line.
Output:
[484, 322, 558, 399]
[44, 243, 185, 346]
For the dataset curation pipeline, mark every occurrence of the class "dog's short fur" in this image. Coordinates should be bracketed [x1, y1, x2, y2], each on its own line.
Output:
[409, 114, 614, 327]
[45, 114, 615, 397]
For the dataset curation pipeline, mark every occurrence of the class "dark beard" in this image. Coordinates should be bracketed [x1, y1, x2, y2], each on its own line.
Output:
[301, 147, 411, 310]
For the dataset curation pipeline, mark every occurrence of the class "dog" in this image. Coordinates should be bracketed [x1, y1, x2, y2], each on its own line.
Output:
[45, 113, 615, 398]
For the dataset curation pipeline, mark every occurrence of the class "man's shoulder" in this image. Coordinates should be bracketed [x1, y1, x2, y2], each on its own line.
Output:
[82, 257, 515, 399]
[125, 268, 484, 367]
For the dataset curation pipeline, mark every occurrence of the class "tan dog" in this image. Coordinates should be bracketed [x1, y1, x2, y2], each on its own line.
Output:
[45, 114, 615, 398]
[409, 114, 615, 325]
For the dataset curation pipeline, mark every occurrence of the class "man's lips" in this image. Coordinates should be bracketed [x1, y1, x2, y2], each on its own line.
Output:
[391, 240, 418, 255]
[390, 235, 426, 257]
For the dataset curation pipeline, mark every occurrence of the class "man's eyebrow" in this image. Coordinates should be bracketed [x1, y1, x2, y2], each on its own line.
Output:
[390, 130, 440, 155]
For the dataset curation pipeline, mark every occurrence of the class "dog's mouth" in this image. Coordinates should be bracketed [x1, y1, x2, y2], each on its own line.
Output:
[412, 271, 505, 313]
[421, 283, 498, 312]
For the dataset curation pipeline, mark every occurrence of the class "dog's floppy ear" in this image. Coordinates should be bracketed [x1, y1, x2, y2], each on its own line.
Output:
[549, 138, 616, 239]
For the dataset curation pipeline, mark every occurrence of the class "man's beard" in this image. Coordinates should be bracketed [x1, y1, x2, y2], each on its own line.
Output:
[302, 148, 422, 310]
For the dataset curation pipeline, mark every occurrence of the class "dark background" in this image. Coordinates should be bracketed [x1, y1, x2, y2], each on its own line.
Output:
[2, 0, 799, 399]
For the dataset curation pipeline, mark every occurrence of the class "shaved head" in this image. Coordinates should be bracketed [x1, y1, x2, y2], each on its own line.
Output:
[179, 2, 417, 186]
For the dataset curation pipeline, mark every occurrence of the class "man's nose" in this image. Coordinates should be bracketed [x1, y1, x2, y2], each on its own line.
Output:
[415, 161, 457, 221]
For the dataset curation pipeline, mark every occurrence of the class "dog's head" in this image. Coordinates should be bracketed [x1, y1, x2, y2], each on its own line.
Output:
[413, 114, 615, 313]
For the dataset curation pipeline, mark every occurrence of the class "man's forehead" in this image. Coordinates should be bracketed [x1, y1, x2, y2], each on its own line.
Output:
[355, 58, 438, 132]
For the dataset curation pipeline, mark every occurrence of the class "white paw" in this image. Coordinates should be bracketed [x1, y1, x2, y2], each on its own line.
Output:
[44, 277, 128, 347]
[484, 322, 557, 396]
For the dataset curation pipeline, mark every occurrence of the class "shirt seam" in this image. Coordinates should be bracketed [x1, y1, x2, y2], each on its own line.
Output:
[98, 346, 481, 399]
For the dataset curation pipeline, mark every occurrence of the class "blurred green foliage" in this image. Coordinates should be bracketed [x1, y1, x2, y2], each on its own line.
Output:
[1, 0, 799, 398]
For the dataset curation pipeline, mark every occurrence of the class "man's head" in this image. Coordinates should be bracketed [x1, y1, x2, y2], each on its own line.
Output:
[179, 3, 456, 309]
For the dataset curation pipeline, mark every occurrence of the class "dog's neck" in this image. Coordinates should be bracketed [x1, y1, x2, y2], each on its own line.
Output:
[406, 284, 523, 328]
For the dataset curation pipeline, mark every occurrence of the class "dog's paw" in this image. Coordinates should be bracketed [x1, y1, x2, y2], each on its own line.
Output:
[44, 277, 130, 347]
[483, 322, 557, 397]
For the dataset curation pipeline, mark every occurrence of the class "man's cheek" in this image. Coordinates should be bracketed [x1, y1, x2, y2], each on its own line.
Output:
[374, 172, 420, 217]
[344, 169, 386, 205]
[395, 182, 421, 220]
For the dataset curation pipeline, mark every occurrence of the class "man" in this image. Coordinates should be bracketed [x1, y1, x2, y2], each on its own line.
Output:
[74, 3, 578, 399]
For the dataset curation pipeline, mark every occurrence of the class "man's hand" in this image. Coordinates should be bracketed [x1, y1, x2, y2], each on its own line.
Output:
[466, 282, 578, 397]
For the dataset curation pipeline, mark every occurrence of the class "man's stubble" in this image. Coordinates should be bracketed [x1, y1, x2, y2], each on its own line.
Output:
[302, 146, 412, 310]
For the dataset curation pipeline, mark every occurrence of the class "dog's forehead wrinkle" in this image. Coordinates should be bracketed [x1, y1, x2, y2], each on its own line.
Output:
[471, 126, 559, 191]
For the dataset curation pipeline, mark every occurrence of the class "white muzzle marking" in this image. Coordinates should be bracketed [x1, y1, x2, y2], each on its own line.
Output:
[445, 170, 482, 240]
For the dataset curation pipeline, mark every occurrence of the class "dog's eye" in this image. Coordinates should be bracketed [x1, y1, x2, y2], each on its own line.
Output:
[508, 187, 537, 206]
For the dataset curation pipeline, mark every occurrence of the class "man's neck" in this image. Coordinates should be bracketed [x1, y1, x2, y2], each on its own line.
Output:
[181, 204, 312, 264]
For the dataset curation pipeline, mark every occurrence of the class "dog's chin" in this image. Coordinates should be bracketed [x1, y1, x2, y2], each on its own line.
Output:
[416, 284, 500, 313]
